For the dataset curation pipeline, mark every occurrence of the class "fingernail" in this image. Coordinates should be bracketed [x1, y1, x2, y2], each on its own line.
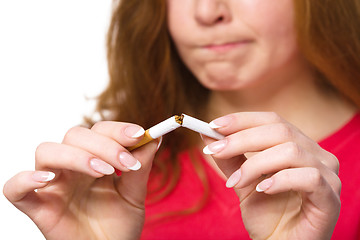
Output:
[156, 136, 163, 151]
[256, 178, 273, 192]
[32, 171, 55, 182]
[125, 125, 145, 138]
[90, 158, 115, 175]
[209, 115, 232, 129]
[226, 169, 242, 188]
[203, 139, 227, 155]
[119, 152, 141, 171]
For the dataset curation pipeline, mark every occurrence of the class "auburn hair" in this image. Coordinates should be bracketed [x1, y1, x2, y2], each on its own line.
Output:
[87, 0, 360, 219]
[294, 0, 360, 105]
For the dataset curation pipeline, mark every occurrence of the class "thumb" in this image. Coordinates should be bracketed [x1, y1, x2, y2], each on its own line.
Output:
[3, 171, 55, 217]
[115, 139, 160, 206]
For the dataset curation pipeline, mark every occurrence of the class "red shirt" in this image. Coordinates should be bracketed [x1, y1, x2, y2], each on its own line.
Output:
[141, 113, 360, 240]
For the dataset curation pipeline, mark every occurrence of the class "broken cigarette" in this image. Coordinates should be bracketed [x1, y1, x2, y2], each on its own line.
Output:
[127, 115, 182, 151]
[127, 113, 224, 151]
[115, 114, 224, 175]
[181, 114, 224, 140]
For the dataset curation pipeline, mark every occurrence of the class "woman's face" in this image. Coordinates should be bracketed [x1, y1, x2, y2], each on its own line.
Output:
[167, 0, 302, 91]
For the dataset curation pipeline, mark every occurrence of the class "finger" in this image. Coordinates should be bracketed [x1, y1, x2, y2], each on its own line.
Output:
[3, 171, 55, 214]
[256, 168, 341, 215]
[115, 140, 160, 206]
[203, 122, 305, 159]
[208, 113, 330, 163]
[226, 143, 341, 194]
[200, 133, 216, 146]
[201, 134, 246, 178]
[91, 121, 145, 147]
[227, 142, 321, 188]
[254, 168, 340, 240]
[209, 112, 284, 134]
[36, 142, 114, 178]
[62, 126, 141, 172]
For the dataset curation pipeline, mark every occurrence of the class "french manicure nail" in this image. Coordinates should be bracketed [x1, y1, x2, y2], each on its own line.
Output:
[209, 115, 232, 129]
[119, 152, 141, 171]
[203, 146, 214, 154]
[203, 139, 227, 155]
[125, 125, 145, 138]
[32, 171, 55, 182]
[156, 136, 163, 151]
[256, 178, 273, 192]
[226, 169, 242, 188]
[90, 158, 115, 175]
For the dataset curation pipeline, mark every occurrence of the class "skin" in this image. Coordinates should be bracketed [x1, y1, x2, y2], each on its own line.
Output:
[4, 123, 160, 240]
[3, 0, 357, 239]
[167, 0, 300, 91]
[167, 0, 355, 239]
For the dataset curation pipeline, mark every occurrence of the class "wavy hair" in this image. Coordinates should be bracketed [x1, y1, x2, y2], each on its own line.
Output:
[294, 0, 360, 105]
[88, 0, 360, 220]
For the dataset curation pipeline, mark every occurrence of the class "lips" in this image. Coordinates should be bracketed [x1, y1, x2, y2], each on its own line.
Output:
[203, 40, 251, 52]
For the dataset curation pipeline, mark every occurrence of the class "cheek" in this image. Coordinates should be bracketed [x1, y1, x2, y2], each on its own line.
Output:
[167, 0, 194, 47]
[241, 1, 299, 84]
[251, 0, 298, 56]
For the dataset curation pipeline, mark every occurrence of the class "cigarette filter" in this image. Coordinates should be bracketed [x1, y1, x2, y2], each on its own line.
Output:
[116, 116, 182, 175]
[126, 115, 182, 151]
[116, 114, 224, 175]
[127, 113, 224, 151]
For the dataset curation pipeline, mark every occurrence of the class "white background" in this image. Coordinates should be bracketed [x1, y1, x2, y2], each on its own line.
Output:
[0, 1, 112, 238]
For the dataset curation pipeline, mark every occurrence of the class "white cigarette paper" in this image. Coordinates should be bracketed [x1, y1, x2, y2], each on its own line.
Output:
[127, 116, 181, 151]
[148, 116, 182, 138]
[127, 114, 224, 151]
[181, 114, 224, 140]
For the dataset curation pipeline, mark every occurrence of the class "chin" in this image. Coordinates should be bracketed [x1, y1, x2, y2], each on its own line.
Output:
[194, 64, 251, 91]
[196, 67, 269, 92]
[197, 72, 252, 91]
[200, 80, 244, 91]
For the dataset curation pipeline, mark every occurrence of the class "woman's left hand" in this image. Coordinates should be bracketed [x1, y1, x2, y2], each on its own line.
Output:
[202, 112, 341, 240]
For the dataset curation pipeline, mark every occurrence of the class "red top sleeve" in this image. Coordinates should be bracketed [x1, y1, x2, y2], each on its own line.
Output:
[141, 113, 360, 240]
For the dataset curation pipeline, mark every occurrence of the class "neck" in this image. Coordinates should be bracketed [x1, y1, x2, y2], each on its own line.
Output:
[206, 70, 357, 141]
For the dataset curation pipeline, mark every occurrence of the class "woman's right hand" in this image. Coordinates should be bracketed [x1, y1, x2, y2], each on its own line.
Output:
[3, 121, 160, 240]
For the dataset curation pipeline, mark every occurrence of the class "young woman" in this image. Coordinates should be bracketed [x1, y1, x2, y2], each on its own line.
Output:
[4, 0, 360, 239]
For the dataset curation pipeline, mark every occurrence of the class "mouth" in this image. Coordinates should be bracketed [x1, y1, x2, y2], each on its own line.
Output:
[203, 40, 251, 53]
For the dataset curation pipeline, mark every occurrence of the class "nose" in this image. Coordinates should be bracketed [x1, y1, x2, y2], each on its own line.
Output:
[195, 0, 231, 26]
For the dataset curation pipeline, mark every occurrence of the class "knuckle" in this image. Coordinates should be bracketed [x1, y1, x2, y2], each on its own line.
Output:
[276, 123, 294, 141]
[327, 153, 340, 173]
[308, 168, 323, 186]
[91, 121, 107, 131]
[284, 142, 302, 159]
[92, 121, 125, 138]
[35, 142, 51, 159]
[326, 170, 342, 197]
[267, 112, 283, 123]
[63, 126, 83, 143]
[35, 142, 55, 168]
[331, 173, 342, 195]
